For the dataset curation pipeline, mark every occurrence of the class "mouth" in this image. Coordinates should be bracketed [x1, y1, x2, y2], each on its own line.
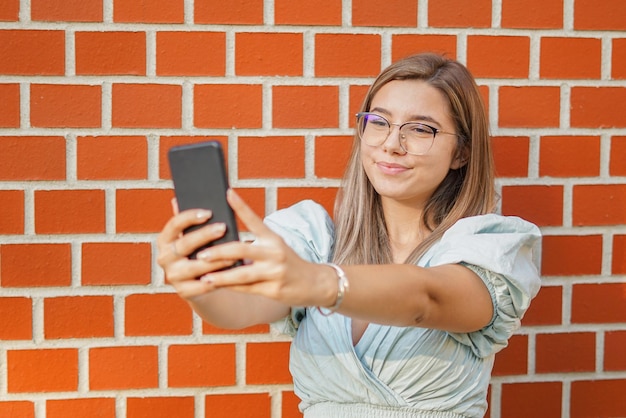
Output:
[376, 161, 410, 175]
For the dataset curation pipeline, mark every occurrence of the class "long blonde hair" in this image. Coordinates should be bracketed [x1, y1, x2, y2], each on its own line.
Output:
[332, 53, 495, 265]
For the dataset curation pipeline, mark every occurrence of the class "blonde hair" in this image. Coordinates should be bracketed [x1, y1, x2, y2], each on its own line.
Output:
[332, 53, 495, 265]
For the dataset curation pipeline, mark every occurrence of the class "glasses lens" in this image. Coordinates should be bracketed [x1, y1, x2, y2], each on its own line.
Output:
[358, 113, 389, 146]
[399, 123, 435, 155]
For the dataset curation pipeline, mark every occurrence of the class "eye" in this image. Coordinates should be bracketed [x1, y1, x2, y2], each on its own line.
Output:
[367, 115, 388, 127]
[405, 123, 434, 135]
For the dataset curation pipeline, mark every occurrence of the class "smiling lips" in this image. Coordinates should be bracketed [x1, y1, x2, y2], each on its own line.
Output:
[376, 161, 410, 175]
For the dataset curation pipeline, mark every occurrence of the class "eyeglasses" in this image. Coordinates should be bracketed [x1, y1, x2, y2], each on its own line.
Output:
[355, 112, 458, 155]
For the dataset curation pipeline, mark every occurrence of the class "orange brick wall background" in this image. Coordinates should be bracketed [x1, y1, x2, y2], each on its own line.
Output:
[0, 1, 625, 417]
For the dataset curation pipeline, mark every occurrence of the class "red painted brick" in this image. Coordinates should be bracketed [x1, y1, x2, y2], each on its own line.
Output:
[540, 37, 601, 79]
[391, 35, 457, 61]
[571, 379, 626, 418]
[614, 235, 626, 275]
[573, 184, 626, 226]
[0, 83, 20, 127]
[194, 84, 263, 128]
[315, 34, 381, 77]
[501, 0, 563, 29]
[611, 136, 626, 176]
[0, 30, 64, 75]
[282, 391, 303, 418]
[31, 84, 101, 128]
[0, 190, 24, 234]
[273, 85, 339, 128]
[501, 382, 562, 417]
[605, 331, 626, 371]
[0, 401, 34, 418]
[0, 0, 19, 21]
[236, 32, 303, 76]
[202, 322, 269, 335]
[274, 0, 341, 25]
[429, 0, 491, 28]
[522, 286, 562, 326]
[315, 136, 352, 179]
[574, 0, 626, 30]
[467, 36, 530, 78]
[32, 0, 102, 21]
[238, 136, 305, 179]
[159, 136, 229, 180]
[125, 293, 193, 336]
[277, 187, 338, 217]
[114, 0, 183, 23]
[492, 136, 530, 178]
[571, 87, 626, 128]
[539, 135, 600, 177]
[499, 86, 560, 128]
[47, 398, 115, 418]
[352, 0, 417, 27]
[205, 393, 271, 418]
[572, 283, 626, 323]
[0, 297, 32, 340]
[8, 349, 78, 392]
[127, 397, 194, 418]
[492, 334, 528, 376]
[0, 136, 66, 180]
[246, 342, 292, 384]
[541, 235, 602, 276]
[1, 244, 71, 287]
[157, 32, 226, 76]
[501, 185, 563, 227]
[76, 31, 145, 75]
[195, 0, 263, 25]
[613, 38, 626, 80]
[168, 344, 236, 387]
[44, 296, 114, 339]
[115, 188, 173, 233]
[349, 85, 370, 126]
[536, 332, 596, 373]
[35, 189, 105, 234]
[89, 346, 158, 390]
[77, 136, 147, 180]
[232, 188, 267, 233]
[112, 84, 181, 128]
[82, 242, 152, 285]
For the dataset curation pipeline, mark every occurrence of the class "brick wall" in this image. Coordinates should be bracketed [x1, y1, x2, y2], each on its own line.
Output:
[0, 1, 625, 417]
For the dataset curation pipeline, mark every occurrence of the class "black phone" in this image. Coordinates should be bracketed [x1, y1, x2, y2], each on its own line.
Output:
[167, 141, 241, 263]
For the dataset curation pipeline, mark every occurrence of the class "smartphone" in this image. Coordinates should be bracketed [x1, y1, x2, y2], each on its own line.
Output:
[167, 141, 241, 263]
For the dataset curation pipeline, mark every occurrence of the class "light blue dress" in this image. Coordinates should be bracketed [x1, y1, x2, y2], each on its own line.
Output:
[264, 200, 542, 418]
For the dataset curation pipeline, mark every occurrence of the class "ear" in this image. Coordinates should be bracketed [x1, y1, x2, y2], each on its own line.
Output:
[450, 146, 470, 170]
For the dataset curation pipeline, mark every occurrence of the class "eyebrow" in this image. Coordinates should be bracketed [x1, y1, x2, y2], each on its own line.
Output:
[370, 107, 441, 126]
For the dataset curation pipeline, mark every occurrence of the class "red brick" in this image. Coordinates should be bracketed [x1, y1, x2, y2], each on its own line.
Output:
[157, 32, 226, 76]
[536, 332, 596, 373]
[522, 286, 562, 326]
[202, 322, 269, 335]
[541, 235, 602, 276]
[159, 136, 230, 180]
[572, 283, 626, 323]
[82, 242, 152, 285]
[574, 0, 626, 30]
[168, 344, 236, 387]
[274, 0, 341, 25]
[0, 136, 66, 180]
[0, 244, 71, 287]
[0, 297, 32, 340]
[281, 391, 303, 418]
[194, 84, 263, 128]
[349, 85, 370, 126]
[501, 0, 563, 29]
[44, 296, 114, 339]
[352, 0, 417, 27]
[492, 136, 530, 177]
[273, 85, 339, 128]
[467, 36, 530, 78]
[573, 184, 626, 226]
[35, 189, 105, 234]
[539, 135, 600, 177]
[0, 401, 34, 418]
[540, 37, 601, 79]
[115, 188, 173, 233]
[391, 35, 457, 61]
[31, 84, 101, 128]
[613, 38, 626, 79]
[195, 0, 263, 25]
[611, 136, 626, 176]
[0, 83, 20, 127]
[114, 0, 183, 23]
[8, 349, 78, 392]
[315, 136, 352, 179]
[499, 86, 560, 128]
[205, 394, 271, 418]
[238, 136, 305, 179]
[0, 0, 19, 21]
[501, 185, 563, 227]
[605, 331, 626, 371]
[127, 397, 194, 418]
[75, 31, 145, 75]
[614, 235, 626, 275]
[246, 342, 292, 384]
[112, 84, 181, 128]
[0, 30, 64, 75]
[277, 187, 338, 217]
[77, 136, 148, 180]
[501, 382, 562, 417]
[47, 398, 115, 418]
[32, 0, 102, 21]
[236, 32, 303, 76]
[429, 0, 491, 27]
[89, 346, 158, 390]
[125, 293, 193, 336]
[492, 334, 528, 376]
[315, 34, 381, 77]
[571, 379, 626, 418]
[0, 190, 24, 234]
[571, 87, 626, 128]
[232, 188, 267, 233]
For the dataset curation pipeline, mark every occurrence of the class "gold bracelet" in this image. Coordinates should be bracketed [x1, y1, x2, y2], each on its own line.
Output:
[318, 263, 349, 316]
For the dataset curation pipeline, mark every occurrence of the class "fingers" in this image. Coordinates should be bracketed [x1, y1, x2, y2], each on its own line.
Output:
[227, 189, 272, 237]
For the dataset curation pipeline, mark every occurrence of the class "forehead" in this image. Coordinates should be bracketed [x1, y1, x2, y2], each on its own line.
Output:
[370, 80, 452, 124]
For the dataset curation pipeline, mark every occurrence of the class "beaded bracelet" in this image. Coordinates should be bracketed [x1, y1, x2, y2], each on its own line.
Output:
[318, 263, 350, 316]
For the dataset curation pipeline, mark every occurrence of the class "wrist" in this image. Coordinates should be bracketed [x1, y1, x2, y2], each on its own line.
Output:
[318, 263, 349, 316]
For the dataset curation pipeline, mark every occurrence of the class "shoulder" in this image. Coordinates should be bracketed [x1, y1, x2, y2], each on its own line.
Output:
[444, 213, 541, 239]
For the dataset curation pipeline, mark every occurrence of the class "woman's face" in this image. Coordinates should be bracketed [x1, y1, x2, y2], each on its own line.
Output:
[360, 79, 462, 208]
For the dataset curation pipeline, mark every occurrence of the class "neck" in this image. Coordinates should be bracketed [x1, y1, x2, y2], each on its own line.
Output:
[381, 198, 427, 261]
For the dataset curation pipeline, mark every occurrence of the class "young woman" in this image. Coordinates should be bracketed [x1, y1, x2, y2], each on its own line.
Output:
[157, 53, 541, 418]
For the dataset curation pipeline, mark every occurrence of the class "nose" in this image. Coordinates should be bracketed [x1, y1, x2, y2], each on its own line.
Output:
[382, 123, 407, 155]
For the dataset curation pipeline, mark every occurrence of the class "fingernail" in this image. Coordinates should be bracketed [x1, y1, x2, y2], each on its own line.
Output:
[214, 222, 226, 232]
[197, 210, 212, 219]
[200, 274, 213, 284]
[197, 249, 211, 260]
